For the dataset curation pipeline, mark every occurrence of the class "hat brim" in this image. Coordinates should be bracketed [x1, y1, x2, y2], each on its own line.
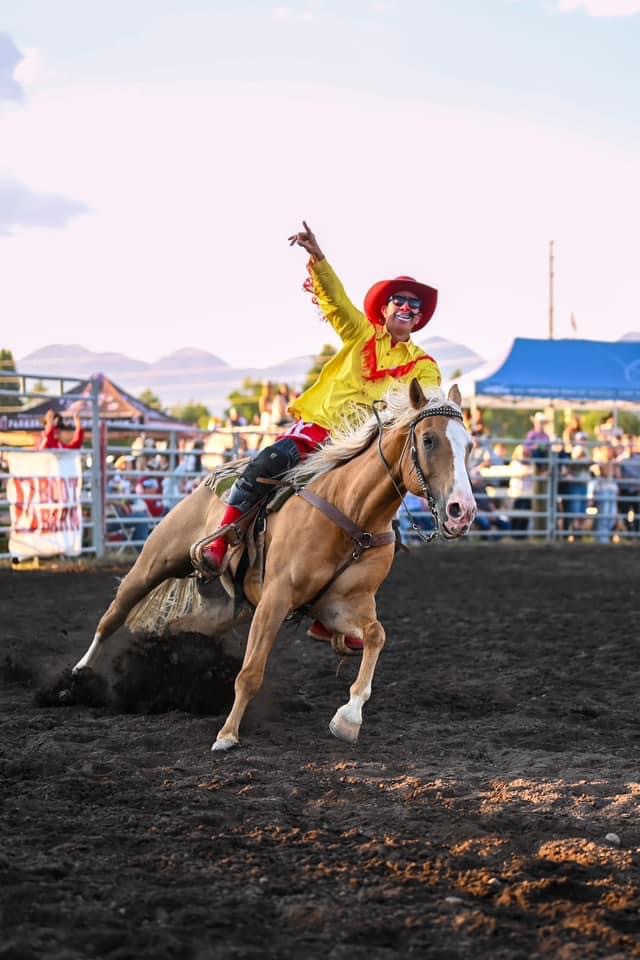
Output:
[363, 275, 438, 333]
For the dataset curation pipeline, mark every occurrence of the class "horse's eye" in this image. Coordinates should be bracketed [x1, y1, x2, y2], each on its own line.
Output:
[423, 435, 434, 450]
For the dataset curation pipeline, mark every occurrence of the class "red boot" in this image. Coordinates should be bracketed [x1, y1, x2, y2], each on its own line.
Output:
[306, 619, 364, 653]
[199, 504, 243, 575]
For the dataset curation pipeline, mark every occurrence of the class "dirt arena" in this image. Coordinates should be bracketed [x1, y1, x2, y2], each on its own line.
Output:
[2, 544, 640, 959]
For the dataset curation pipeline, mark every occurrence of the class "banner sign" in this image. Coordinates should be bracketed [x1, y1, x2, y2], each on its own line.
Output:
[7, 451, 83, 559]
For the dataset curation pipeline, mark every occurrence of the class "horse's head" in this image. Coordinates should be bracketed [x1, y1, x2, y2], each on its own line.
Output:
[402, 379, 477, 539]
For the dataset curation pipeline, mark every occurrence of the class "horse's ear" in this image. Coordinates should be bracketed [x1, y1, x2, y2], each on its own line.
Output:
[409, 378, 427, 410]
[448, 383, 462, 407]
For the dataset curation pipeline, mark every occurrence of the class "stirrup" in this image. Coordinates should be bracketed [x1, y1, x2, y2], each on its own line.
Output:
[190, 515, 245, 575]
[190, 542, 223, 583]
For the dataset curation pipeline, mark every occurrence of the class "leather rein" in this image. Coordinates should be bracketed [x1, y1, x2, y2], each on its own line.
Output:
[268, 400, 464, 562]
[372, 400, 465, 545]
[194, 400, 466, 614]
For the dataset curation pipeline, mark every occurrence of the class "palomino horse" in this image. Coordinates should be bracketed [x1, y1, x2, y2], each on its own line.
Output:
[74, 380, 476, 750]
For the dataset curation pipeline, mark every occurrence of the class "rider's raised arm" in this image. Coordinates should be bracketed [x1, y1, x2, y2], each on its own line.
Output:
[289, 221, 369, 344]
[307, 257, 369, 344]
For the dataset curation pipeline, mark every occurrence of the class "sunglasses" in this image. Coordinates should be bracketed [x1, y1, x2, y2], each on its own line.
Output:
[388, 294, 422, 311]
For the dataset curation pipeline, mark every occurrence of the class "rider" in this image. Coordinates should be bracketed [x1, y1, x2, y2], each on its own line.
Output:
[194, 222, 443, 601]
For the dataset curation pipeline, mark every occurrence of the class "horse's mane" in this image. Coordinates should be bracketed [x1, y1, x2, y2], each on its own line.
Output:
[285, 385, 448, 484]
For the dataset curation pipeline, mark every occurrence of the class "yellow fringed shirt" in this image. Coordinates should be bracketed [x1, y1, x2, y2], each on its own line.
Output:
[289, 258, 441, 432]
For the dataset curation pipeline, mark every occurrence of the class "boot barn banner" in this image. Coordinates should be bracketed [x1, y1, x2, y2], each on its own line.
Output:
[7, 451, 83, 559]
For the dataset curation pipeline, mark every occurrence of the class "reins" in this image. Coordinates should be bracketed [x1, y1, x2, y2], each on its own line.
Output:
[372, 400, 465, 545]
[255, 477, 396, 617]
[192, 399, 466, 610]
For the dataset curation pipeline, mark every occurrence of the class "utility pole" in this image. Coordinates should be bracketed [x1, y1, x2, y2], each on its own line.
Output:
[548, 240, 555, 339]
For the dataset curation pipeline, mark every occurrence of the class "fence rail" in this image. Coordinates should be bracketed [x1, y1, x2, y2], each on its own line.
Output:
[2, 378, 639, 559]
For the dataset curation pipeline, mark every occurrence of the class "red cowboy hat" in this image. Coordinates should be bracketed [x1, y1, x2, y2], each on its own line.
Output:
[363, 275, 438, 333]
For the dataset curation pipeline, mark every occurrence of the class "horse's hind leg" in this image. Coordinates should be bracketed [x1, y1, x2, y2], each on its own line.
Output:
[212, 586, 291, 752]
[73, 508, 197, 672]
[73, 565, 179, 672]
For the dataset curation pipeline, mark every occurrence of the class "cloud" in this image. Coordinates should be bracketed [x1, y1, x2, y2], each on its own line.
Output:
[0, 178, 89, 236]
[0, 33, 25, 102]
[558, 0, 640, 15]
[12, 47, 42, 89]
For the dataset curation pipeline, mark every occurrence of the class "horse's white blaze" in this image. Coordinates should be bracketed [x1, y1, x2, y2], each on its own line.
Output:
[446, 419, 476, 520]
[73, 632, 102, 672]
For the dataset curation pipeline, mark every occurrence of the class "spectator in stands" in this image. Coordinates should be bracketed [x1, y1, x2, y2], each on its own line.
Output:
[270, 384, 293, 428]
[617, 434, 640, 534]
[562, 414, 584, 447]
[587, 453, 619, 544]
[564, 444, 591, 537]
[258, 382, 274, 431]
[163, 441, 205, 508]
[488, 442, 509, 466]
[508, 444, 534, 536]
[134, 455, 166, 520]
[524, 411, 551, 455]
[227, 406, 247, 428]
[470, 469, 511, 540]
[108, 455, 151, 546]
[595, 413, 622, 445]
[38, 410, 84, 450]
[468, 435, 488, 472]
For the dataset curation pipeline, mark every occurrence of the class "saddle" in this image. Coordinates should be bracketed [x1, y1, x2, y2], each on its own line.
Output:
[195, 457, 399, 630]
[196, 458, 295, 608]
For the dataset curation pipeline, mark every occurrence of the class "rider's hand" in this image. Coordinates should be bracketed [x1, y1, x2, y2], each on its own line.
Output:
[288, 221, 324, 261]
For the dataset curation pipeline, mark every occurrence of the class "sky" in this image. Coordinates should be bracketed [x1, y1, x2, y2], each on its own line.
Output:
[2, 0, 640, 372]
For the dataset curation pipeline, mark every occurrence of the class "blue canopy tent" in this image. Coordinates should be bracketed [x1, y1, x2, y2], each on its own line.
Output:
[462, 338, 640, 406]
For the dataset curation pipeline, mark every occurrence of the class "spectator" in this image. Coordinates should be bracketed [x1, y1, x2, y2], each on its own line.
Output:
[587, 456, 619, 544]
[617, 434, 640, 534]
[271, 384, 293, 428]
[108, 455, 151, 546]
[258, 382, 274, 431]
[595, 413, 621, 445]
[134, 455, 165, 520]
[163, 441, 205, 508]
[489, 442, 509, 466]
[508, 444, 534, 536]
[562, 414, 584, 448]
[470, 469, 511, 540]
[38, 410, 84, 450]
[564, 444, 592, 536]
[468, 435, 488, 472]
[227, 406, 247, 428]
[524, 411, 551, 455]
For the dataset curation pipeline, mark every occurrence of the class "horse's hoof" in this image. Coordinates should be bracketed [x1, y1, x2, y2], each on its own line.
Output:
[329, 712, 361, 744]
[211, 737, 238, 753]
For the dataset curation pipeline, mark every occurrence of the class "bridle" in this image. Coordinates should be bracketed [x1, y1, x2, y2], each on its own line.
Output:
[372, 400, 465, 544]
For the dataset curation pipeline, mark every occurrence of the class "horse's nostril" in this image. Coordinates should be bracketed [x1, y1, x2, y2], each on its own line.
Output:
[448, 501, 462, 519]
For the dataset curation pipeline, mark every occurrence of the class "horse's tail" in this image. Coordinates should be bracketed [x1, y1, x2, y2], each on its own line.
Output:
[126, 577, 202, 633]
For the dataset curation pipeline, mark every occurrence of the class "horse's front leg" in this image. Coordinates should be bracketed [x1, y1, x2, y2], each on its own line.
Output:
[212, 586, 291, 752]
[329, 618, 386, 744]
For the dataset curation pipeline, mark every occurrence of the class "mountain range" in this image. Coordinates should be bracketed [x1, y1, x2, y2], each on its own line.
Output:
[18, 338, 485, 415]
